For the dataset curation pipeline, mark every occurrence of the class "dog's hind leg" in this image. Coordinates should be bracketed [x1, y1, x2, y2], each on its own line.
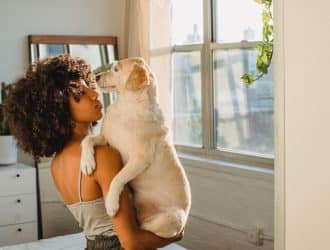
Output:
[80, 134, 107, 175]
[140, 208, 186, 238]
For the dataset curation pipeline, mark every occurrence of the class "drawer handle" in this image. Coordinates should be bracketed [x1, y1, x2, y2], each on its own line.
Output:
[17, 228, 22, 232]
[16, 174, 20, 178]
[16, 199, 21, 203]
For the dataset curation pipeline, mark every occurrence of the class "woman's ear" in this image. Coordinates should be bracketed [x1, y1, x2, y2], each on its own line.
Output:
[126, 64, 150, 91]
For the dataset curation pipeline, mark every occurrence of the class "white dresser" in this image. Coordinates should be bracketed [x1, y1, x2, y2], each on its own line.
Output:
[0, 163, 38, 246]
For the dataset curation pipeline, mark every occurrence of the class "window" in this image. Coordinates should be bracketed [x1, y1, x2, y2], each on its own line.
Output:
[172, 52, 202, 146]
[171, 0, 274, 168]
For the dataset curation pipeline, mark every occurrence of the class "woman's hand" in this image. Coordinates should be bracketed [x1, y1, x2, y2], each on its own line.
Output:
[171, 228, 185, 242]
[159, 228, 185, 245]
[137, 227, 185, 250]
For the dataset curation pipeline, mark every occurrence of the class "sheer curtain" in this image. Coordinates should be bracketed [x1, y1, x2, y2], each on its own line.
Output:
[127, 0, 150, 61]
[126, 0, 173, 138]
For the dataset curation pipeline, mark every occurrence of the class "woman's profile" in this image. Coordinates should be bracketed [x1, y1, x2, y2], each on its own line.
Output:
[3, 54, 183, 250]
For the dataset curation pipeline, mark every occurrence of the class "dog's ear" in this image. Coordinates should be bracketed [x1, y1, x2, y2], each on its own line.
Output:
[126, 64, 149, 91]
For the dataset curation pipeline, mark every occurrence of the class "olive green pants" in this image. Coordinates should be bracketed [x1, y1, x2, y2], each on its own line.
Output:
[85, 235, 124, 250]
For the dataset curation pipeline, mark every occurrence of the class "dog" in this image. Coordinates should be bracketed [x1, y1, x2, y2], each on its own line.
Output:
[80, 57, 191, 238]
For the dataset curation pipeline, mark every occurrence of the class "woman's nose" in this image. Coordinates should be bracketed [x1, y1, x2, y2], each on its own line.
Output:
[89, 89, 99, 100]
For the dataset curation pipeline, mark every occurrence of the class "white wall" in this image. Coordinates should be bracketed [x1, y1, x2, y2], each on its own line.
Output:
[0, 0, 127, 84]
[0, 0, 127, 163]
[179, 157, 274, 250]
[276, 0, 330, 249]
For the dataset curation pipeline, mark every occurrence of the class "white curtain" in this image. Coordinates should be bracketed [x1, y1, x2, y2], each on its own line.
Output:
[127, 0, 150, 61]
[126, 0, 173, 138]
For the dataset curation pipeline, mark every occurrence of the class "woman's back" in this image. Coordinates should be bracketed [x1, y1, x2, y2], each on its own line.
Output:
[51, 140, 103, 205]
[51, 141, 119, 242]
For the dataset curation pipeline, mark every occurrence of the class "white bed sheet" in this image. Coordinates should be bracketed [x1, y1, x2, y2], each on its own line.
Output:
[0, 232, 186, 250]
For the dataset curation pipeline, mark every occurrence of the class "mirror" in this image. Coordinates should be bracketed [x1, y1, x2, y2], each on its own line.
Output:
[28, 35, 119, 129]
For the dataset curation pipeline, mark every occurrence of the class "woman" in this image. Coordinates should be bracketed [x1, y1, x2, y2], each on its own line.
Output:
[3, 54, 183, 250]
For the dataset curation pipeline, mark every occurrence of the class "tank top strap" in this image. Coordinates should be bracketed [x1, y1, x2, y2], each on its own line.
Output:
[78, 169, 83, 202]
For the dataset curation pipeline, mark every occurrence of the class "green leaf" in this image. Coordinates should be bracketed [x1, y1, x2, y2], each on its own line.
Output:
[262, 54, 268, 64]
[256, 56, 263, 68]
[256, 44, 263, 53]
[268, 25, 273, 34]
[241, 73, 256, 85]
[263, 11, 271, 23]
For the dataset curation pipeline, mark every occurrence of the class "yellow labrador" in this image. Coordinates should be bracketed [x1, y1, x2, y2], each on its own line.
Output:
[80, 57, 191, 238]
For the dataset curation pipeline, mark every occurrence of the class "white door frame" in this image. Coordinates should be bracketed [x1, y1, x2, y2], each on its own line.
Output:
[274, 0, 285, 249]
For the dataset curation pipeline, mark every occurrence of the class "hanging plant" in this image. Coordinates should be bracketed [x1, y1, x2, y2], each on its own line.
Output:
[241, 0, 273, 86]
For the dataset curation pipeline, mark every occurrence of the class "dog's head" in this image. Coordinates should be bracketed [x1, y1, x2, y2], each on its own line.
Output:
[96, 57, 151, 94]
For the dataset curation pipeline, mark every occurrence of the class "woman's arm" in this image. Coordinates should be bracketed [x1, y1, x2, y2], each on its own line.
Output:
[136, 228, 184, 250]
[93, 145, 183, 250]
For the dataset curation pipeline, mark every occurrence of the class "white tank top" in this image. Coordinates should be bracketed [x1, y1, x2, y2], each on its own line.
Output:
[66, 170, 117, 240]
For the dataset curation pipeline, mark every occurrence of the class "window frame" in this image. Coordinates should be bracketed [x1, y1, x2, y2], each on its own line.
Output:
[171, 0, 274, 169]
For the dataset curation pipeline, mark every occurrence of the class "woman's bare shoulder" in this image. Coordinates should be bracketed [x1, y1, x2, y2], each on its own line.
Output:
[93, 145, 123, 176]
[94, 144, 120, 157]
[52, 143, 123, 181]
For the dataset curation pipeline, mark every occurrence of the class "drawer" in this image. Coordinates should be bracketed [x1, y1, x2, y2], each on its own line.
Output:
[0, 165, 35, 196]
[0, 194, 37, 226]
[0, 222, 37, 246]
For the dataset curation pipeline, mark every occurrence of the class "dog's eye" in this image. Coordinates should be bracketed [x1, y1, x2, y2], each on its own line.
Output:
[95, 75, 101, 82]
[113, 66, 119, 72]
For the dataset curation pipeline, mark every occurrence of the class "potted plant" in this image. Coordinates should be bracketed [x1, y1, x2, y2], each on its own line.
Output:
[0, 82, 17, 165]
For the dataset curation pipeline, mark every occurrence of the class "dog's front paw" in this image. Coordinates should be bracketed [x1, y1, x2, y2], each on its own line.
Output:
[105, 192, 120, 217]
[80, 140, 96, 176]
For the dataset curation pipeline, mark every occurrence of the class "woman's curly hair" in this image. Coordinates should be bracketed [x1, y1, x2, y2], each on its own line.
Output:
[3, 54, 98, 162]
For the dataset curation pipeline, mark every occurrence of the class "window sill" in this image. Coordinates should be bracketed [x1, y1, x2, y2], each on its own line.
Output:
[178, 152, 274, 179]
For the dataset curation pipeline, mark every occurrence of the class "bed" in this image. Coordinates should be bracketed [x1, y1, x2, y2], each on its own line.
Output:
[0, 232, 186, 250]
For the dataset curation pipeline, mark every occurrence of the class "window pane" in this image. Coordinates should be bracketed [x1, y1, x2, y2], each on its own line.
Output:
[215, 0, 263, 42]
[106, 45, 116, 62]
[213, 49, 274, 157]
[171, 0, 203, 45]
[69, 45, 102, 70]
[172, 52, 202, 146]
[39, 44, 65, 59]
